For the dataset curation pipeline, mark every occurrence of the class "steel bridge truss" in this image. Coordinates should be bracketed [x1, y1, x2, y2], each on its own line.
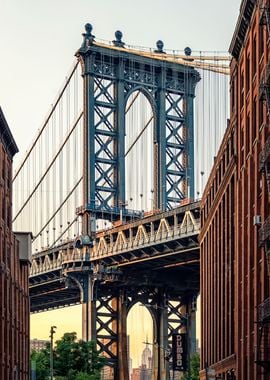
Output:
[30, 203, 200, 279]
[76, 25, 200, 224]
[30, 203, 200, 378]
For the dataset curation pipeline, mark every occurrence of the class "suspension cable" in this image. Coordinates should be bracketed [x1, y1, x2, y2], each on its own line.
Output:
[33, 177, 83, 241]
[13, 111, 83, 222]
[125, 116, 153, 157]
[13, 61, 79, 182]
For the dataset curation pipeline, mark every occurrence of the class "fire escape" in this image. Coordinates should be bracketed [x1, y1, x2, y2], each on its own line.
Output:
[258, 138, 270, 372]
[257, 173, 270, 371]
[255, 299, 270, 372]
[257, 3, 270, 371]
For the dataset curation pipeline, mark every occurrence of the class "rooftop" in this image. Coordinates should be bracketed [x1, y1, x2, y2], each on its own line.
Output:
[0, 107, 19, 158]
[229, 0, 256, 59]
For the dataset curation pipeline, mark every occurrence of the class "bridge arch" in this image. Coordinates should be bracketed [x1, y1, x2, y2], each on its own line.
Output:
[127, 301, 155, 377]
[124, 85, 157, 119]
[125, 89, 156, 211]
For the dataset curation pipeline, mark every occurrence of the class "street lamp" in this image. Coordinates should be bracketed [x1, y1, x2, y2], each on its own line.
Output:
[49, 325, 57, 380]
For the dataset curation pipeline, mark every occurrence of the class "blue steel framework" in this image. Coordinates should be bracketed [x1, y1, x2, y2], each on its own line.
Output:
[24, 25, 231, 380]
[76, 25, 200, 229]
[30, 202, 200, 380]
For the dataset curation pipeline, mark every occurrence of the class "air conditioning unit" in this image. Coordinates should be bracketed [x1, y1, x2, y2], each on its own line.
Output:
[14, 232, 32, 262]
[253, 215, 262, 226]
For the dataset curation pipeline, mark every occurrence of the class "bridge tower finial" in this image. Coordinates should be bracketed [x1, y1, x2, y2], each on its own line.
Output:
[154, 40, 165, 54]
[113, 30, 125, 48]
[81, 23, 95, 49]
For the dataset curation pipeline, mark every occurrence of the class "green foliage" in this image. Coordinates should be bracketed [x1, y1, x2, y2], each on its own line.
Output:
[31, 346, 50, 380]
[32, 332, 105, 380]
[54, 332, 78, 376]
[182, 352, 200, 380]
[74, 372, 101, 380]
[54, 332, 105, 378]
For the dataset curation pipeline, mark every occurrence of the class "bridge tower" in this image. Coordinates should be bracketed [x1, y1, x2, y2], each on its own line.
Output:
[63, 24, 200, 380]
[75, 24, 200, 235]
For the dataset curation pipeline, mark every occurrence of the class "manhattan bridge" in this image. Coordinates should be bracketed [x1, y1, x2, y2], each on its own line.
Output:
[13, 24, 230, 379]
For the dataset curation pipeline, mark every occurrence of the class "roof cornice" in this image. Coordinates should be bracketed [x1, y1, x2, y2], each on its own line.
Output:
[229, 0, 256, 60]
[0, 107, 19, 158]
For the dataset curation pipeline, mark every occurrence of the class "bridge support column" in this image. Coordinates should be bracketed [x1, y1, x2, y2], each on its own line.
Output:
[152, 290, 169, 380]
[181, 296, 197, 377]
[117, 290, 129, 380]
[187, 296, 197, 358]
[63, 266, 97, 342]
[81, 274, 96, 342]
[159, 305, 169, 380]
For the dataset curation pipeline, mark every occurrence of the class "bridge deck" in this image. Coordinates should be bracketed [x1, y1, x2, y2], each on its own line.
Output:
[30, 202, 200, 312]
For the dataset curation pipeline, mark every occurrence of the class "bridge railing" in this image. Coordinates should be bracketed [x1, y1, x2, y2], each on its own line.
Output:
[92, 220, 200, 258]
[30, 206, 200, 276]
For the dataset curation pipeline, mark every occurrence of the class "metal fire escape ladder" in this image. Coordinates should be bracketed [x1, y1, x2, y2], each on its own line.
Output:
[259, 62, 270, 112]
[257, 50, 270, 370]
[259, 135, 270, 275]
[259, 135, 270, 197]
[257, 6, 270, 359]
[255, 299, 270, 373]
[259, 1, 270, 113]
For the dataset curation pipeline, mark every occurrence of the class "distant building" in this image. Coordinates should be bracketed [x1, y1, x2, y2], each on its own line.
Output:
[101, 365, 114, 380]
[0, 107, 31, 379]
[130, 344, 152, 380]
[141, 343, 152, 369]
[127, 335, 132, 377]
[131, 365, 152, 380]
[30, 339, 49, 352]
[131, 367, 141, 380]
[196, 338, 200, 355]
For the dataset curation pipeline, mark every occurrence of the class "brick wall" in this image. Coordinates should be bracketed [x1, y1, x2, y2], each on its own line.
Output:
[0, 108, 30, 379]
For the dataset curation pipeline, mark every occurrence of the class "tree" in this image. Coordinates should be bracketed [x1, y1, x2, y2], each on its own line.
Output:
[31, 344, 50, 380]
[53, 332, 106, 379]
[182, 352, 200, 380]
[74, 372, 101, 380]
[54, 332, 78, 376]
[31, 333, 105, 380]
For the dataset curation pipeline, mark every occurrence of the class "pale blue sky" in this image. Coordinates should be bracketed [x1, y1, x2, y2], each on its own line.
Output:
[0, 0, 239, 161]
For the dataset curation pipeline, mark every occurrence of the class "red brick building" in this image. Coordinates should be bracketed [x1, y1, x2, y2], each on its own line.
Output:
[200, 0, 270, 379]
[200, 119, 236, 379]
[30, 338, 50, 352]
[0, 108, 31, 379]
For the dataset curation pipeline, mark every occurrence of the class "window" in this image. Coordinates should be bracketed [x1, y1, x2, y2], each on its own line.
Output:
[2, 156, 5, 179]
[246, 55, 250, 93]
[252, 97, 257, 143]
[240, 128, 244, 166]
[252, 36, 257, 77]
[240, 71, 244, 108]
[259, 98, 264, 127]
[7, 166, 11, 189]
[246, 114, 250, 153]
[259, 24, 264, 59]
[2, 196, 5, 221]
[231, 76, 235, 111]
[7, 205, 10, 228]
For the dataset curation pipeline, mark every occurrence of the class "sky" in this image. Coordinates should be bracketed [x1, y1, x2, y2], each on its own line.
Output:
[1, 0, 239, 161]
[1, 0, 240, 369]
